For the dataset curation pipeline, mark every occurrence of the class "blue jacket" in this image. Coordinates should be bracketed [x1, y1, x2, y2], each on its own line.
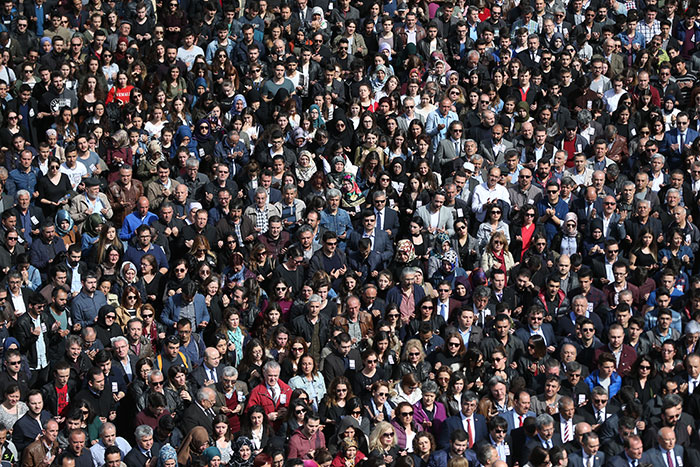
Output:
[161, 293, 210, 330]
[124, 243, 168, 272]
[29, 237, 66, 272]
[428, 447, 477, 467]
[439, 414, 488, 450]
[535, 198, 570, 243]
[119, 211, 158, 241]
[320, 208, 353, 241]
[585, 369, 622, 398]
[386, 284, 426, 308]
[70, 290, 108, 327]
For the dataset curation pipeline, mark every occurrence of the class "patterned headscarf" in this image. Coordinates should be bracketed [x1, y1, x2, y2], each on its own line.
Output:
[395, 239, 416, 263]
[442, 250, 458, 269]
[158, 444, 177, 467]
[341, 173, 364, 205]
[229, 437, 254, 467]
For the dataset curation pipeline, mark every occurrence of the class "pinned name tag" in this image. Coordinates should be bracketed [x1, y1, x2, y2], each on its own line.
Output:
[30, 216, 38, 225]
[238, 390, 245, 401]
[416, 200, 422, 208]
[388, 355, 395, 365]
[577, 144, 582, 153]
[355, 205, 361, 213]
[578, 394, 586, 405]
[349, 360, 356, 370]
[40, 322, 47, 333]
[677, 456, 683, 467]
[279, 393, 287, 405]
[504, 444, 510, 456]
[112, 382, 118, 393]
[457, 208, 464, 218]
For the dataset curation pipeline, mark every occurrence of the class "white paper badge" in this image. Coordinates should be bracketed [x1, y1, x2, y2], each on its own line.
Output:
[279, 393, 287, 405]
[349, 360, 356, 370]
[112, 382, 118, 393]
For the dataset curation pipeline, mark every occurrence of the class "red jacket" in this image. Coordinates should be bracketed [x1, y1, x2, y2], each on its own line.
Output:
[247, 380, 292, 428]
[593, 344, 637, 377]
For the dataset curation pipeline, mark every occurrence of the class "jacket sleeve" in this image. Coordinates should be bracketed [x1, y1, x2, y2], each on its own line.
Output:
[161, 298, 176, 328]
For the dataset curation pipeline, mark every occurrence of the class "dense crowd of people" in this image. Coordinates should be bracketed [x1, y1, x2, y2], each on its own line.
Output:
[0, 0, 699, 466]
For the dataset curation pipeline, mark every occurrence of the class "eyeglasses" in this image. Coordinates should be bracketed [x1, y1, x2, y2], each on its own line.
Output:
[400, 411, 414, 416]
[448, 342, 461, 347]
[376, 392, 388, 397]
[421, 306, 434, 310]
[408, 352, 420, 356]
[142, 313, 153, 318]
[276, 287, 287, 291]
[295, 409, 306, 414]
[547, 190, 559, 194]
[151, 381, 164, 386]
[127, 295, 137, 299]
[382, 432, 394, 437]
[7, 360, 20, 365]
[604, 201, 616, 205]
[352, 410, 362, 415]
[175, 268, 187, 272]
[6, 237, 17, 241]
[292, 347, 304, 352]
[387, 314, 399, 318]
[639, 365, 651, 370]
[366, 358, 377, 363]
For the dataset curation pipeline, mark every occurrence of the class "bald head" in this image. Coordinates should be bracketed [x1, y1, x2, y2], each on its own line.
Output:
[204, 347, 221, 369]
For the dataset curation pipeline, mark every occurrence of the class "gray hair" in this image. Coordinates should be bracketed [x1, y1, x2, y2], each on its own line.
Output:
[283, 184, 297, 194]
[222, 366, 238, 379]
[473, 286, 491, 300]
[651, 154, 666, 163]
[148, 370, 163, 382]
[308, 294, 322, 304]
[134, 425, 153, 440]
[185, 158, 199, 168]
[635, 199, 651, 209]
[263, 360, 281, 374]
[100, 422, 116, 435]
[686, 321, 700, 335]
[622, 181, 635, 190]
[461, 391, 479, 404]
[558, 396, 574, 410]
[400, 268, 416, 280]
[421, 380, 438, 394]
[566, 361, 582, 372]
[536, 414, 554, 428]
[196, 387, 211, 403]
[326, 188, 341, 199]
[16, 190, 30, 199]
[666, 188, 681, 198]
[254, 187, 267, 197]
[111, 336, 128, 347]
[577, 110, 593, 125]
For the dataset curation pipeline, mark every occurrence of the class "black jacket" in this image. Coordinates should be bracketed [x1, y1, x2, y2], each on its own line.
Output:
[41, 380, 77, 416]
[13, 310, 58, 369]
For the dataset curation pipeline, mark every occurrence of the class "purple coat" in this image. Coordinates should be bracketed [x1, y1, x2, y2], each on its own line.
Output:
[412, 400, 447, 437]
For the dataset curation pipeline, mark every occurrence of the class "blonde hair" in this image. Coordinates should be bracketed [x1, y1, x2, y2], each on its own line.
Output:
[401, 339, 426, 362]
[369, 421, 396, 452]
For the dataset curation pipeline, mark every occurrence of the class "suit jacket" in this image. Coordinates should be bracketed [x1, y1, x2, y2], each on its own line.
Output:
[347, 228, 394, 266]
[374, 207, 400, 239]
[415, 205, 455, 237]
[124, 447, 150, 467]
[181, 402, 214, 436]
[663, 128, 699, 156]
[517, 49, 542, 70]
[503, 409, 536, 433]
[522, 435, 563, 466]
[438, 414, 487, 449]
[247, 187, 281, 204]
[643, 446, 684, 467]
[190, 364, 224, 389]
[593, 344, 636, 377]
[435, 138, 466, 170]
[515, 323, 557, 349]
[569, 450, 606, 467]
[479, 138, 515, 165]
[427, 447, 477, 467]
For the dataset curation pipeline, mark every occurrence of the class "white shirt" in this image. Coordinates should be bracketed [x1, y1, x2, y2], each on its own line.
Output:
[60, 161, 88, 190]
[10, 290, 25, 316]
[471, 182, 511, 222]
[460, 412, 475, 442]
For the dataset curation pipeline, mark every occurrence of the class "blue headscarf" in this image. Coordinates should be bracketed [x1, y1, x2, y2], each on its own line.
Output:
[54, 210, 74, 236]
[175, 125, 199, 155]
[230, 94, 248, 117]
[158, 444, 177, 467]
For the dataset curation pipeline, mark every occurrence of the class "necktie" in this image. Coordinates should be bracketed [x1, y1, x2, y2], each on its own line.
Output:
[145, 451, 151, 459]
[518, 415, 524, 427]
[210, 368, 217, 383]
[466, 418, 473, 448]
[441, 303, 447, 319]
[455, 140, 460, 158]
[681, 132, 685, 150]
[271, 386, 279, 404]
[588, 457, 594, 467]
[564, 422, 570, 442]
[691, 380, 696, 394]
[376, 210, 382, 230]
[596, 410, 603, 423]
[631, 460, 638, 467]
[497, 292, 503, 302]
[667, 450, 674, 467]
